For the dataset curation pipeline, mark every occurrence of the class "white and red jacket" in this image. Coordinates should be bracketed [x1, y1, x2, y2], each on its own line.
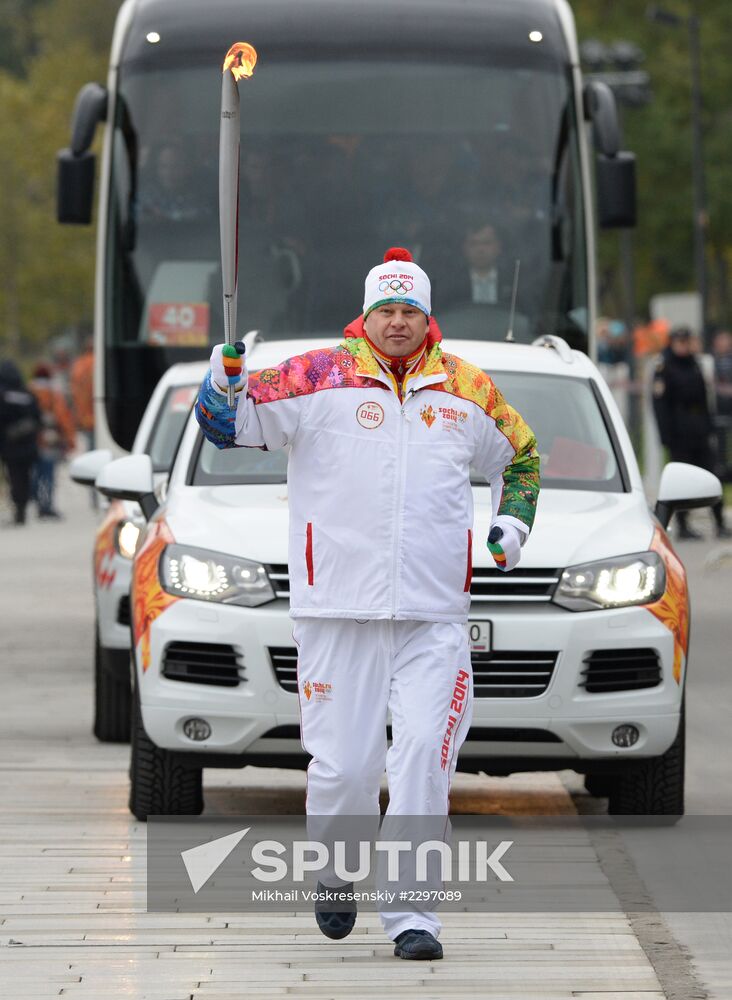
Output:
[195, 317, 540, 623]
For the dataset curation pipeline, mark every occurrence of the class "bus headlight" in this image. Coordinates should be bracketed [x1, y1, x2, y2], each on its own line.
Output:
[115, 520, 142, 560]
[160, 544, 275, 607]
[553, 552, 666, 611]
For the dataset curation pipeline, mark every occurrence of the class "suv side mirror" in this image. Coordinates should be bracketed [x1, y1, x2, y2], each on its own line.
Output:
[57, 82, 107, 224]
[69, 448, 112, 487]
[584, 80, 637, 229]
[654, 462, 722, 528]
[96, 454, 158, 520]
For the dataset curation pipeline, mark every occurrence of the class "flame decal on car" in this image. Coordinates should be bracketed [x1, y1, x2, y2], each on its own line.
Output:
[94, 500, 125, 589]
[132, 520, 178, 672]
[646, 526, 689, 684]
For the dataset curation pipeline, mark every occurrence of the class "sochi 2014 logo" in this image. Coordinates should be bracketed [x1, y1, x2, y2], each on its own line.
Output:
[420, 404, 436, 428]
[302, 679, 332, 703]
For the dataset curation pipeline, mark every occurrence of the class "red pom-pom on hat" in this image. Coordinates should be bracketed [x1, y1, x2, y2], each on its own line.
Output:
[383, 246, 413, 263]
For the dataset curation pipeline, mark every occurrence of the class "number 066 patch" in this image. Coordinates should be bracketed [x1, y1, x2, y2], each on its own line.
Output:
[356, 401, 385, 429]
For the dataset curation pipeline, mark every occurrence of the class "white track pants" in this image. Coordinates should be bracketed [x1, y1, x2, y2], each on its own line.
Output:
[293, 618, 473, 940]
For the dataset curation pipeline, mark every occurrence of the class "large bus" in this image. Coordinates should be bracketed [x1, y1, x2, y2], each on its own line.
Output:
[57, 0, 635, 453]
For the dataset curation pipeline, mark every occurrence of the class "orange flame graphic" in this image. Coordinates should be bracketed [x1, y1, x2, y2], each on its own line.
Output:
[646, 526, 689, 684]
[132, 519, 178, 672]
[94, 500, 125, 587]
[222, 42, 258, 82]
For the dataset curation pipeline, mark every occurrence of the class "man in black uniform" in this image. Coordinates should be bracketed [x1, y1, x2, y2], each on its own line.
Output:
[652, 327, 730, 539]
[0, 361, 41, 526]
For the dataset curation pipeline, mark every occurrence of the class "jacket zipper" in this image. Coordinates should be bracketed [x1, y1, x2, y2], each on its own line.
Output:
[391, 390, 415, 617]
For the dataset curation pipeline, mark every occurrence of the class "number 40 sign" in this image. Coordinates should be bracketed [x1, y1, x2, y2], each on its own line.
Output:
[147, 302, 210, 347]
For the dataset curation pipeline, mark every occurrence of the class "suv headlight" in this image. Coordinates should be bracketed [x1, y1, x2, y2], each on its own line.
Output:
[160, 544, 275, 607]
[553, 552, 666, 611]
[115, 520, 142, 560]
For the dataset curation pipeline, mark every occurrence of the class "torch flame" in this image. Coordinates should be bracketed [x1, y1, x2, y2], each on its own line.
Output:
[223, 42, 258, 81]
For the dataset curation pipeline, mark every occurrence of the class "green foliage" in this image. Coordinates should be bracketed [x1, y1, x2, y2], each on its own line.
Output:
[575, 0, 732, 324]
[0, 0, 118, 356]
[0, 0, 46, 77]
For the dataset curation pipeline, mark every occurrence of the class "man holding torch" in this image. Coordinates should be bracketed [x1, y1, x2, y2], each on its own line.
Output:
[196, 242, 540, 958]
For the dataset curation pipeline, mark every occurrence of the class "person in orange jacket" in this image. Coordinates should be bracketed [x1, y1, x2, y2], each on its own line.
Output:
[29, 363, 76, 519]
[70, 338, 94, 448]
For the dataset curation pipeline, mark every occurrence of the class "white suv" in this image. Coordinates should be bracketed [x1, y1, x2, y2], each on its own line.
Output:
[70, 362, 205, 741]
[95, 337, 721, 818]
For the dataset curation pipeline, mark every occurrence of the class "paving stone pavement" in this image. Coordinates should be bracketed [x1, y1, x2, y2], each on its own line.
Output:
[0, 470, 674, 999]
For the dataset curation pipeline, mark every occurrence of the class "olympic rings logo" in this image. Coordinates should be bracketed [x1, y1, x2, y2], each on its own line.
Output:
[378, 279, 414, 295]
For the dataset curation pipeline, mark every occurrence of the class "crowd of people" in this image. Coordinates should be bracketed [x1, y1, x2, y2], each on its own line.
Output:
[0, 339, 94, 526]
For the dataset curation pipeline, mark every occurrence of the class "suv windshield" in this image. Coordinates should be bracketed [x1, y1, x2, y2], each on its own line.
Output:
[145, 384, 198, 472]
[191, 372, 624, 492]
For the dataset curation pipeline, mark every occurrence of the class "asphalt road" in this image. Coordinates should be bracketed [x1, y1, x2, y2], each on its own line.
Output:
[1, 469, 730, 998]
[671, 518, 732, 814]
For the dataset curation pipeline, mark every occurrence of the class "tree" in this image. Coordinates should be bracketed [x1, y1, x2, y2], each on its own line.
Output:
[575, 1, 732, 324]
[0, 0, 118, 357]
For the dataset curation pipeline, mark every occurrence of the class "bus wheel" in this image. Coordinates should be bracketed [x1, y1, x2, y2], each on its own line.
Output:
[608, 705, 685, 817]
[93, 628, 132, 743]
[129, 685, 203, 821]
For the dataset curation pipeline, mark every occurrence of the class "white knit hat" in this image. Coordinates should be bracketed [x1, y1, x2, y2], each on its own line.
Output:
[363, 247, 431, 318]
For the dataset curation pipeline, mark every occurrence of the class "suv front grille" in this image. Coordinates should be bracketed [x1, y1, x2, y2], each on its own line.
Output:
[580, 648, 662, 693]
[162, 642, 245, 687]
[269, 647, 298, 692]
[472, 650, 557, 697]
[267, 565, 290, 600]
[465, 726, 561, 742]
[470, 567, 559, 603]
[266, 565, 560, 604]
[269, 646, 557, 699]
[257, 724, 561, 743]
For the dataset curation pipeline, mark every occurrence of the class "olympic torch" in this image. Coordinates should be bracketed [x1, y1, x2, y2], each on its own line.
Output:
[219, 42, 258, 406]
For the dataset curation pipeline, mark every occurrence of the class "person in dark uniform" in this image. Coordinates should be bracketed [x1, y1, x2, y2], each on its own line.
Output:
[652, 327, 730, 539]
[0, 360, 41, 526]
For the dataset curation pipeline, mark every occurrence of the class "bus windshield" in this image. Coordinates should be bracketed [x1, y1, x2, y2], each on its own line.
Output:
[106, 54, 587, 446]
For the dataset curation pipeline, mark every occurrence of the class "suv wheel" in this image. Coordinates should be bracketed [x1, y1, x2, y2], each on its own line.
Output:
[608, 704, 685, 816]
[584, 774, 617, 800]
[129, 684, 204, 821]
[94, 627, 132, 743]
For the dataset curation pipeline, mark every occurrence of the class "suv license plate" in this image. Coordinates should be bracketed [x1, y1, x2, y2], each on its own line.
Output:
[468, 620, 492, 653]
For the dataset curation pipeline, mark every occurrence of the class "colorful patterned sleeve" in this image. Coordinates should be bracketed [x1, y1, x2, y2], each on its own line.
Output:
[467, 375, 540, 533]
[489, 390, 541, 530]
[194, 371, 239, 450]
[195, 349, 328, 452]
